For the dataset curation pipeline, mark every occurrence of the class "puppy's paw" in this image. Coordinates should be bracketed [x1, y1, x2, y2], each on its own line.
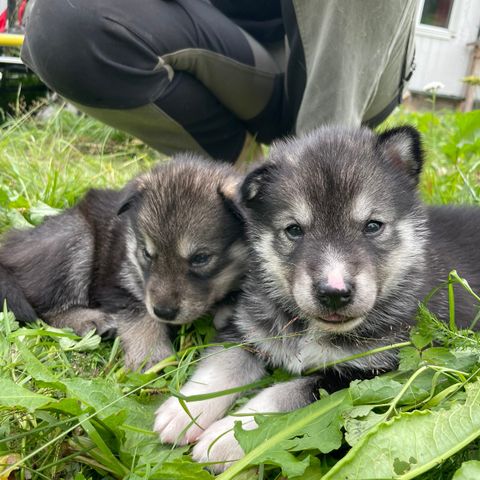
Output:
[154, 396, 206, 445]
[192, 415, 253, 473]
[124, 341, 173, 371]
[118, 315, 173, 370]
[154, 386, 234, 446]
[47, 308, 115, 337]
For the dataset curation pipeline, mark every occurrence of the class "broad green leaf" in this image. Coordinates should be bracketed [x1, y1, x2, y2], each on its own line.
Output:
[350, 376, 404, 404]
[447, 348, 480, 373]
[192, 315, 216, 345]
[410, 329, 432, 350]
[63, 377, 157, 443]
[349, 375, 429, 406]
[452, 460, 480, 479]
[9, 324, 78, 340]
[14, 339, 62, 387]
[398, 346, 421, 371]
[219, 390, 350, 480]
[128, 442, 187, 475]
[323, 380, 480, 479]
[343, 406, 383, 447]
[43, 398, 84, 416]
[421, 347, 455, 366]
[143, 458, 215, 479]
[73, 473, 90, 480]
[422, 347, 478, 372]
[0, 378, 52, 412]
[299, 456, 331, 479]
[5, 208, 31, 229]
[103, 409, 129, 433]
[8, 195, 29, 210]
[59, 329, 101, 351]
[28, 201, 62, 225]
[62, 379, 156, 470]
[121, 370, 165, 389]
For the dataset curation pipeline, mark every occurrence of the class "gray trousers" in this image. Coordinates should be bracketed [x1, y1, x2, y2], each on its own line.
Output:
[22, 0, 417, 162]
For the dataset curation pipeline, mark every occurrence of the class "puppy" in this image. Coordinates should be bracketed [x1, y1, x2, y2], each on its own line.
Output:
[0, 155, 247, 369]
[154, 126, 480, 472]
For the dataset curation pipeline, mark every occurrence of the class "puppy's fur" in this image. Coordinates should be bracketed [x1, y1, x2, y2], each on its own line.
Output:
[154, 126, 480, 472]
[0, 155, 247, 369]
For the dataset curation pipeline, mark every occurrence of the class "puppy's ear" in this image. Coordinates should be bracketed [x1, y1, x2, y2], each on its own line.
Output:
[241, 162, 277, 206]
[117, 175, 147, 215]
[377, 126, 424, 183]
[117, 191, 140, 215]
[217, 175, 244, 223]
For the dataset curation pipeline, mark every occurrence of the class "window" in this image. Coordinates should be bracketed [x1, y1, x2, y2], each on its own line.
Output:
[420, 0, 454, 28]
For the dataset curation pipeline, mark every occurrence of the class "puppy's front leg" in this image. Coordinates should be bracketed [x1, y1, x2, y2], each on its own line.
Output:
[46, 307, 116, 338]
[192, 376, 321, 473]
[117, 313, 173, 370]
[154, 346, 266, 445]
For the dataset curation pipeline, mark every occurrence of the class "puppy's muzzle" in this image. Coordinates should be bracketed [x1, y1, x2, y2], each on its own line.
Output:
[314, 281, 354, 311]
[153, 305, 179, 321]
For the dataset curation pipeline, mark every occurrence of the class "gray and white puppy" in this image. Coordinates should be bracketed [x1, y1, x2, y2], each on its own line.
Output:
[0, 155, 247, 369]
[154, 126, 480, 472]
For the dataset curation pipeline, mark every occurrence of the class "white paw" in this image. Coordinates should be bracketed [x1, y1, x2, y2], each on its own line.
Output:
[154, 346, 261, 448]
[192, 415, 255, 473]
[154, 396, 205, 445]
[154, 394, 230, 445]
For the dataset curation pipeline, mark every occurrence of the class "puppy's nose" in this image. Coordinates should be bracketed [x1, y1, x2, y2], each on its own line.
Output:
[153, 305, 179, 321]
[315, 282, 353, 310]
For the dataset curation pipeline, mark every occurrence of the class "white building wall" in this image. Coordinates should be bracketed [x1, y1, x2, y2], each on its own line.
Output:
[409, 0, 480, 100]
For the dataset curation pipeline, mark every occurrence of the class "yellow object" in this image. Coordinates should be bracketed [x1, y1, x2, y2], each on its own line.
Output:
[0, 453, 21, 479]
[0, 33, 24, 47]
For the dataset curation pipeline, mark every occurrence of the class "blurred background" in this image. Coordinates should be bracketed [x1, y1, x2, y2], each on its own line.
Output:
[1, 0, 479, 118]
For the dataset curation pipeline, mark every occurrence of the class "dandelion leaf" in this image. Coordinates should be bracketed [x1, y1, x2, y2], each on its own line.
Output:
[230, 390, 349, 478]
[0, 378, 52, 412]
[452, 460, 480, 480]
[323, 379, 480, 479]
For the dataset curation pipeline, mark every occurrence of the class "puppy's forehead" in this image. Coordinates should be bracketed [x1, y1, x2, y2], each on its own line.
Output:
[139, 191, 223, 240]
[272, 154, 371, 207]
[136, 160, 231, 240]
[266, 128, 395, 220]
[276, 129, 377, 188]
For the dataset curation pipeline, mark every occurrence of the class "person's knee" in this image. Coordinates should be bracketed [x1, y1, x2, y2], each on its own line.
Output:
[22, 0, 171, 108]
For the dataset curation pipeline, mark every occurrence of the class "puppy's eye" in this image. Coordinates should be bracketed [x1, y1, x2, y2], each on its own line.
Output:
[285, 224, 304, 240]
[363, 220, 384, 235]
[142, 247, 153, 261]
[189, 253, 212, 267]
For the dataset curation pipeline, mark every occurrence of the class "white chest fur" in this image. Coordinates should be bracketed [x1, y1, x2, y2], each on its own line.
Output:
[256, 332, 357, 375]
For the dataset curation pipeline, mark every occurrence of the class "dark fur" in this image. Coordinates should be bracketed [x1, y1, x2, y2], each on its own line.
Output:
[154, 127, 480, 469]
[231, 126, 480, 381]
[0, 155, 246, 369]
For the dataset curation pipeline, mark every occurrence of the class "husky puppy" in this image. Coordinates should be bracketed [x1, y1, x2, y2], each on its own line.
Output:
[154, 126, 480, 471]
[0, 156, 246, 369]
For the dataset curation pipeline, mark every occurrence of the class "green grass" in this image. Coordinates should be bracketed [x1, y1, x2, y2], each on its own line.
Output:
[382, 108, 480, 205]
[0, 104, 479, 480]
[0, 104, 160, 233]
